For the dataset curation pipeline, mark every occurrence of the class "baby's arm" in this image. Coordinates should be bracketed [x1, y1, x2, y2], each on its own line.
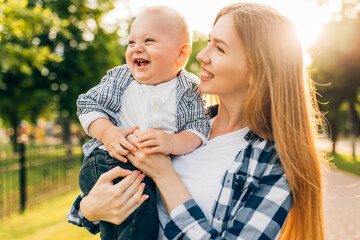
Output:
[136, 129, 201, 155]
[88, 118, 137, 162]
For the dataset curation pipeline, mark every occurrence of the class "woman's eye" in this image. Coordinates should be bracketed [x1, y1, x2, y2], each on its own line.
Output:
[217, 46, 225, 53]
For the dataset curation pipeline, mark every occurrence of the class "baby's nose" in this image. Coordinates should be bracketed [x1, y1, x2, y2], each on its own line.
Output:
[134, 43, 145, 53]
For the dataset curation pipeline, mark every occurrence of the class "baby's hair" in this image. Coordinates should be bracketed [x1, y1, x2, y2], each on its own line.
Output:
[141, 6, 191, 45]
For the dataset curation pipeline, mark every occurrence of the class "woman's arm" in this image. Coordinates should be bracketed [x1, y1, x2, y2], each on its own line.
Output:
[164, 169, 292, 239]
[126, 134, 192, 213]
[126, 134, 292, 239]
[66, 167, 148, 233]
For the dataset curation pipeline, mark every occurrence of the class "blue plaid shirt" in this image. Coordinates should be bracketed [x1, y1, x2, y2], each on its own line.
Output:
[77, 64, 210, 157]
[67, 129, 292, 239]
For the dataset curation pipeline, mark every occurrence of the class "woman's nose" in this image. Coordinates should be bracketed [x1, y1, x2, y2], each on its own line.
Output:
[196, 47, 210, 64]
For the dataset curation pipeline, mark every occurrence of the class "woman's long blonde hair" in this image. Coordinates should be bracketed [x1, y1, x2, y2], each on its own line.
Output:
[214, 3, 324, 239]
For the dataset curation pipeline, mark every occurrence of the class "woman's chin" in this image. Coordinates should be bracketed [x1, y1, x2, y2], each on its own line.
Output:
[199, 86, 217, 95]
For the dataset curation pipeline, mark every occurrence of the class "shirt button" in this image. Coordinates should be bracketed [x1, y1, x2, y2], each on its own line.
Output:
[152, 105, 158, 111]
[154, 120, 159, 127]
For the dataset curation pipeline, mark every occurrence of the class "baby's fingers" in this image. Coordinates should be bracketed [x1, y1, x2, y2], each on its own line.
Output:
[109, 149, 128, 163]
[137, 132, 156, 143]
[120, 138, 137, 152]
[144, 146, 162, 154]
[113, 143, 130, 156]
[139, 140, 158, 149]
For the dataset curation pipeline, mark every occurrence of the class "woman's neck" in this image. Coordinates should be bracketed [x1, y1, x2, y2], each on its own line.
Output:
[209, 96, 248, 140]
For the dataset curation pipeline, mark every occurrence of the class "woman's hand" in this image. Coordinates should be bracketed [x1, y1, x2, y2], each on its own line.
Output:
[126, 133, 192, 213]
[126, 133, 173, 181]
[80, 166, 148, 225]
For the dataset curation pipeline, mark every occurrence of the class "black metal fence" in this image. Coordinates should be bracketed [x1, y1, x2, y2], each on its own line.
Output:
[0, 142, 83, 217]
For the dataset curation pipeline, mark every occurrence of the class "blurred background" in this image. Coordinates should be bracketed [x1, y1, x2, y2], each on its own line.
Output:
[0, 0, 359, 239]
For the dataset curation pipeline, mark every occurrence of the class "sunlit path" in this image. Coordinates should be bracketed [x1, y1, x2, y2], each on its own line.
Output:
[323, 167, 360, 239]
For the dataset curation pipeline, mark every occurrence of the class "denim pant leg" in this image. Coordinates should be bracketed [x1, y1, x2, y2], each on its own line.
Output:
[78, 149, 159, 240]
[114, 171, 159, 240]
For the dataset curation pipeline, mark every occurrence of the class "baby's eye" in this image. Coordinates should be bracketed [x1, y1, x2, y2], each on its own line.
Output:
[145, 38, 155, 43]
[128, 40, 135, 45]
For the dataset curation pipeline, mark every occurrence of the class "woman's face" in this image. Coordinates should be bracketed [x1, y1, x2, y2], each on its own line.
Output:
[196, 14, 250, 98]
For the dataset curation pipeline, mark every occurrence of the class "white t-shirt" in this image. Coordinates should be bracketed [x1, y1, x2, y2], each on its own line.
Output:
[157, 122, 249, 238]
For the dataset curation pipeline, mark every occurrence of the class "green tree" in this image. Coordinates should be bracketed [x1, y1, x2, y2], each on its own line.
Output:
[310, 3, 360, 157]
[36, 0, 127, 146]
[185, 31, 208, 76]
[0, 0, 64, 150]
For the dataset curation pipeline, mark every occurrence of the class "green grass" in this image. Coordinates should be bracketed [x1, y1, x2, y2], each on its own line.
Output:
[328, 152, 360, 177]
[0, 151, 358, 240]
[0, 190, 99, 240]
[0, 143, 83, 206]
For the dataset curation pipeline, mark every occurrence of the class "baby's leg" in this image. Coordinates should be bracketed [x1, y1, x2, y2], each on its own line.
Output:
[78, 149, 159, 240]
[114, 174, 159, 240]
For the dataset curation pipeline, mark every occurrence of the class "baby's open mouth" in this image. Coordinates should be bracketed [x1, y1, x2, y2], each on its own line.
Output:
[134, 58, 150, 67]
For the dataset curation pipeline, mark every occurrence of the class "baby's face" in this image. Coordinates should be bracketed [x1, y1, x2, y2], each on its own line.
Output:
[126, 12, 182, 85]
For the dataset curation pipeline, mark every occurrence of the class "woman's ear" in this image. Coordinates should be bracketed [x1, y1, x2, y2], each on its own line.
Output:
[176, 43, 192, 68]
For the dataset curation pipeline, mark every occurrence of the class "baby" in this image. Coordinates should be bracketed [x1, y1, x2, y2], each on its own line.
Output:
[76, 6, 210, 240]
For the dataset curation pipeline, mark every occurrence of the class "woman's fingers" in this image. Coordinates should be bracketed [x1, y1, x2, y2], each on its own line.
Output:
[125, 182, 148, 211]
[127, 148, 146, 161]
[97, 166, 132, 184]
[112, 170, 141, 194]
[119, 173, 145, 202]
[133, 129, 143, 137]
[112, 183, 148, 225]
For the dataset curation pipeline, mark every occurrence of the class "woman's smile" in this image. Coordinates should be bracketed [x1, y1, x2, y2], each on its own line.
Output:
[200, 67, 215, 81]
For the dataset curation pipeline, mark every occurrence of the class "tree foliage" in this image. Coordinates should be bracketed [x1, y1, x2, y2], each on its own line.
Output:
[310, 3, 360, 155]
[0, 0, 65, 149]
[35, 0, 127, 144]
[0, 0, 128, 148]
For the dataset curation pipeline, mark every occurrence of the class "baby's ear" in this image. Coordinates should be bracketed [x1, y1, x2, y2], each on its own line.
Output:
[177, 43, 192, 67]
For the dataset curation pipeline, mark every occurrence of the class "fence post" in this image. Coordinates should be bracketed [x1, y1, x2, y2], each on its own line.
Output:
[19, 142, 26, 213]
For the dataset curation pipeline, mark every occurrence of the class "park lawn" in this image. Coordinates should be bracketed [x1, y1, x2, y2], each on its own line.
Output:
[329, 153, 360, 177]
[0, 190, 99, 240]
[0, 151, 358, 240]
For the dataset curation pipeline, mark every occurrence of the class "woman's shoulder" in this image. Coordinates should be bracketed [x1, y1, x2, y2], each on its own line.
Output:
[245, 131, 277, 155]
[237, 131, 283, 179]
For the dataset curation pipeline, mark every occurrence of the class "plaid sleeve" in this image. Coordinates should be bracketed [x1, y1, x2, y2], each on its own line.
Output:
[66, 193, 100, 235]
[181, 83, 211, 142]
[77, 73, 110, 117]
[77, 65, 131, 120]
[164, 156, 292, 240]
[225, 156, 292, 240]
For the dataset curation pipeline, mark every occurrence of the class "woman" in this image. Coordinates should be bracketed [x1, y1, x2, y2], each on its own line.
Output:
[68, 3, 324, 239]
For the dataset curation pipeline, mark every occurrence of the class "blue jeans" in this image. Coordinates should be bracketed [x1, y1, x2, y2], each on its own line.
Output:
[79, 149, 159, 240]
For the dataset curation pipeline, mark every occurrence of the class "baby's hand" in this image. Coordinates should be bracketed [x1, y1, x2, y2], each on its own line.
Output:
[102, 126, 137, 162]
[137, 129, 173, 155]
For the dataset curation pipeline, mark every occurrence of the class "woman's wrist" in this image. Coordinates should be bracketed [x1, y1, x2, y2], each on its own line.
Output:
[80, 195, 97, 222]
[154, 168, 192, 213]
